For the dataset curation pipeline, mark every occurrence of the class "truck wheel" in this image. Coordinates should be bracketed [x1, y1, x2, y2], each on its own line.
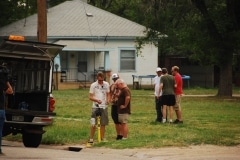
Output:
[22, 133, 42, 148]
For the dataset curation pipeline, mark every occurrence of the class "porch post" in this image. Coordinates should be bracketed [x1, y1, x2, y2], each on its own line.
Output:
[104, 51, 110, 83]
[55, 64, 59, 90]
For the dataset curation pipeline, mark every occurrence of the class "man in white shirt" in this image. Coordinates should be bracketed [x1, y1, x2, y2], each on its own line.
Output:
[153, 67, 162, 122]
[87, 72, 110, 146]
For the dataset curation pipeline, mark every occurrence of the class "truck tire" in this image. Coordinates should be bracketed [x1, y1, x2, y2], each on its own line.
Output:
[22, 133, 42, 148]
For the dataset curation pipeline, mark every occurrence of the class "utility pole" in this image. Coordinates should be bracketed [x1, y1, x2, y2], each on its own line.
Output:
[37, 0, 47, 43]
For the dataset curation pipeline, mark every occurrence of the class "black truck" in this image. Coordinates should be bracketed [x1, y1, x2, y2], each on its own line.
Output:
[0, 39, 64, 147]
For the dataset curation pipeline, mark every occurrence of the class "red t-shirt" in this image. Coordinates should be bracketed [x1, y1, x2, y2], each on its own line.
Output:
[174, 73, 183, 95]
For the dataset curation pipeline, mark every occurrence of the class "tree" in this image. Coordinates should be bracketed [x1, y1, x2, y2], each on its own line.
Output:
[190, 0, 240, 96]
[88, 0, 240, 97]
[0, 0, 67, 27]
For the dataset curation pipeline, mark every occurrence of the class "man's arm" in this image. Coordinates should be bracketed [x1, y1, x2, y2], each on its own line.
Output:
[158, 83, 163, 97]
[174, 79, 177, 88]
[106, 92, 111, 105]
[89, 93, 102, 104]
[5, 81, 13, 94]
[120, 95, 130, 109]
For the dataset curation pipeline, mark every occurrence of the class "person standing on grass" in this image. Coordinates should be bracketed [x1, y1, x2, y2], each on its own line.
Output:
[87, 72, 110, 146]
[153, 67, 163, 122]
[171, 66, 183, 124]
[109, 73, 123, 140]
[0, 74, 13, 155]
[159, 68, 176, 124]
[115, 79, 131, 140]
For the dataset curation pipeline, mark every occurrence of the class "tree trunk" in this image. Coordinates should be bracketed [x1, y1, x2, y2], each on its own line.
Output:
[217, 57, 232, 97]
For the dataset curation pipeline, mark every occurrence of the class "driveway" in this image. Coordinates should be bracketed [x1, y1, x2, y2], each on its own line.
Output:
[2, 140, 239, 160]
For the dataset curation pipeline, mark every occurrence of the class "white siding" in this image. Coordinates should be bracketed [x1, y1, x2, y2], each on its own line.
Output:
[93, 40, 158, 85]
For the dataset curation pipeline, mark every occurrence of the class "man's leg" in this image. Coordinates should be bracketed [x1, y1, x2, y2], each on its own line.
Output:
[112, 105, 122, 139]
[0, 110, 5, 153]
[115, 124, 123, 139]
[121, 123, 128, 139]
[100, 125, 105, 140]
[174, 95, 183, 123]
[162, 105, 167, 123]
[100, 108, 108, 140]
[169, 106, 174, 123]
[155, 97, 162, 122]
[118, 114, 129, 139]
[90, 125, 96, 139]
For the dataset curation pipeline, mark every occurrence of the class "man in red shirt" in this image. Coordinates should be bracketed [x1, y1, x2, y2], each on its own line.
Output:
[171, 66, 183, 124]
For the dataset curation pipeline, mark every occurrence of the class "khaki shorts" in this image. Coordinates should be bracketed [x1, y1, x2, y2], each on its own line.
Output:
[118, 114, 129, 124]
[174, 95, 181, 111]
[91, 108, 109, 125]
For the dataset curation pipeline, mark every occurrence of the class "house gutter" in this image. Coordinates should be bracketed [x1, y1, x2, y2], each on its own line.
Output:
[47, 36, 139, 41]
[1, 36, 142, 43]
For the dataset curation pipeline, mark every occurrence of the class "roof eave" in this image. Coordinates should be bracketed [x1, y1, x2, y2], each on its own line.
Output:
[47, 36, 142, 41]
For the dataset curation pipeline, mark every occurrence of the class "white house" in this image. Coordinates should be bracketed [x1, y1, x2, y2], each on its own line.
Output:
[0, 0, 158, 89]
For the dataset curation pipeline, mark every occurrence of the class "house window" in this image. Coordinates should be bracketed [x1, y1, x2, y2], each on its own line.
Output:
[120, 50, 136, 71]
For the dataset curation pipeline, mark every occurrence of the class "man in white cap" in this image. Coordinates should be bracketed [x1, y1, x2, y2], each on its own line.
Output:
[153, 67, 163, 122]
[110, 73, 122, 140]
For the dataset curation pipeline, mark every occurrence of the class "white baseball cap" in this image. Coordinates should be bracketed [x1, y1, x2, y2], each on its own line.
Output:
[156, 67, 162, 72]
[111, 73, 119, 80]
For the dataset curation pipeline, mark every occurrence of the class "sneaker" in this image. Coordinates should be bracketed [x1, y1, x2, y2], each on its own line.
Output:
[86, 140, 94, 147]
[122, 137, 128, 140]
[173, 119, 183, 124]
[116, 135, 123, 140]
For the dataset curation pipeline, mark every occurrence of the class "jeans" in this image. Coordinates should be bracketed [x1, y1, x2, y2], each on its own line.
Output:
[0, 110, 5, 153]
[155, 97, 162, 122]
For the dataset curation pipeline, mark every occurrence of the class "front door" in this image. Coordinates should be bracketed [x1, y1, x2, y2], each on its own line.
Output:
[77, 52, 88, 81]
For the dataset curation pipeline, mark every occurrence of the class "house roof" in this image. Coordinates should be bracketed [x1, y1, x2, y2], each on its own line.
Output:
[0, 0, 146, 38]
[55, 40, 114, 51]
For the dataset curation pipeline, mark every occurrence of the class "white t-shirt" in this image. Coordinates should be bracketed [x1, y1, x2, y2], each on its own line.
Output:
[153, 75, 162, 96]
[89, 81, 110, 108]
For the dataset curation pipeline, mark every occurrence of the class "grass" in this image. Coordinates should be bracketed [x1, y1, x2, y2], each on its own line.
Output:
[4, 87, 240, 148]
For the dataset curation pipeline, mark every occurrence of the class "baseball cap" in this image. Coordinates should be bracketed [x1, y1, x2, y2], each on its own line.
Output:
[156, 67, 162, 72]
[111, 73, 119, 80]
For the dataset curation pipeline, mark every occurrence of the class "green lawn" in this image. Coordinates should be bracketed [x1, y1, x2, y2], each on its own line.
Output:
[5, 87, 240, 148]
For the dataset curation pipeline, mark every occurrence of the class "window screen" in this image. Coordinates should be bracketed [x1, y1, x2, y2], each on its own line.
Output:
[120, 50, 136, 71]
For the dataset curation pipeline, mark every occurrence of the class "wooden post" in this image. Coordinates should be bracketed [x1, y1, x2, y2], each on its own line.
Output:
[37, 0, 47, 43]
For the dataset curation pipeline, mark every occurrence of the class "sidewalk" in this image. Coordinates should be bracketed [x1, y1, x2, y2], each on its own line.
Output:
[2, 140, 240, 160]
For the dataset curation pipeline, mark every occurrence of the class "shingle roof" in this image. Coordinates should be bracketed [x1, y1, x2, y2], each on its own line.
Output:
[0, 0, 146, 38]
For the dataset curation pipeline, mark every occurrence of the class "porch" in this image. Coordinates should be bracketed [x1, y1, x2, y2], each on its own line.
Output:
[52, 72, 89, 90]
[52, 68, 111, 90]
